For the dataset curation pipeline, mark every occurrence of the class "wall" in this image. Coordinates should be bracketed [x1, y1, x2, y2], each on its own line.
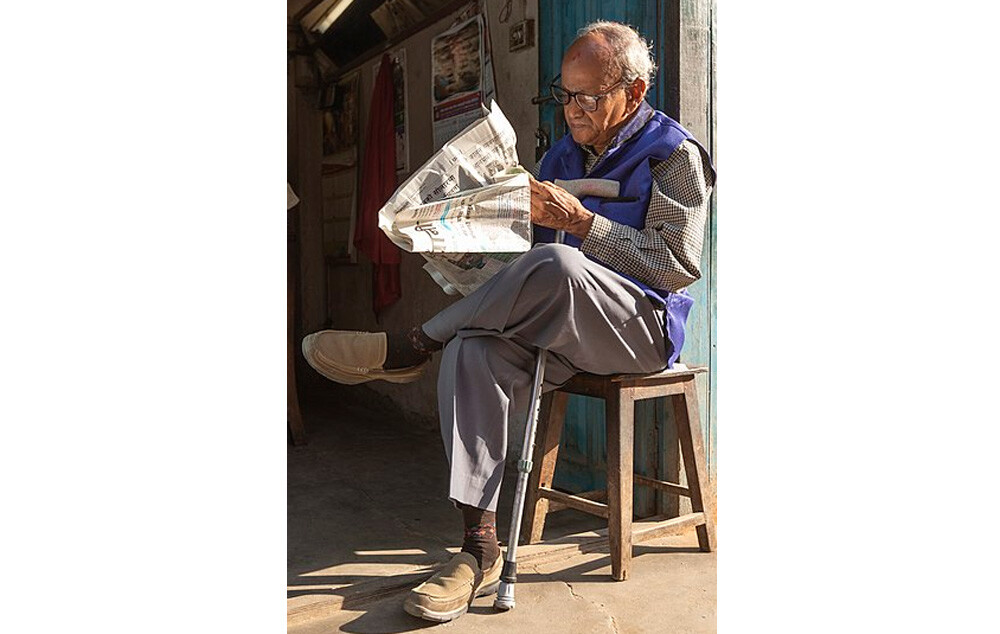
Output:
[306, 0, 541, 428]
[288, 24, 327, 348]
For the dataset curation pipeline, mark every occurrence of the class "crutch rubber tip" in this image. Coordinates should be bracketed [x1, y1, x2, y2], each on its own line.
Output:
[494, 582, 515, 610]
[500, 560, 517, 583]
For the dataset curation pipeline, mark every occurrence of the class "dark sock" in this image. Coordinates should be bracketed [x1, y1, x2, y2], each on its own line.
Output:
[458, 503, 500, 570]
[407, 326, 443, 355]
[383, 327, 443, 369]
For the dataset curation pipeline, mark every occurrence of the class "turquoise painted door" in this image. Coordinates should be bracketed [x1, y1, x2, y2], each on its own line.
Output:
[538, 0, 716, 515]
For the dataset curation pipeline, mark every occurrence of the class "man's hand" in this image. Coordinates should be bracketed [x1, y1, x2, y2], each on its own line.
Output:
[529, 175, 595, 240]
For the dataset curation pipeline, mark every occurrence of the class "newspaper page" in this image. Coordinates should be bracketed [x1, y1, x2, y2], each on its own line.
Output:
[378, 100, 529, 296]
[392, 172, 531, 252]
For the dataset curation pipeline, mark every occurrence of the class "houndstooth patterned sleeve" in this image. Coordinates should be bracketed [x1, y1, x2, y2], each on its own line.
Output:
[580, 140, 714, 292]
[529, 156, 543, 178]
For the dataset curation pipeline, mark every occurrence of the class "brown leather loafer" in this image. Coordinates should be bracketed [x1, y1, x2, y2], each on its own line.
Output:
[301, 330, 429, 385]
[403, 552, 503, 622]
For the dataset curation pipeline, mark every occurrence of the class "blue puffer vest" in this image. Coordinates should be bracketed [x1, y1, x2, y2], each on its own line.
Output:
[535, 105, 712, 367]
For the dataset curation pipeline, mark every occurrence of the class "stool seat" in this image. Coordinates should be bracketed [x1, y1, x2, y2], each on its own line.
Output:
[577, 362, 705, 382]
[522, 364, 715, 581]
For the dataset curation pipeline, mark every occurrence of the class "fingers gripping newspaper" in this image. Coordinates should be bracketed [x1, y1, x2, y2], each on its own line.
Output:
[377, 101, 531, 296]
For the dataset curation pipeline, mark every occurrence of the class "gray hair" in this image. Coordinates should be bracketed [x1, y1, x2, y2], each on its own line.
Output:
[575, 21, 657, 87]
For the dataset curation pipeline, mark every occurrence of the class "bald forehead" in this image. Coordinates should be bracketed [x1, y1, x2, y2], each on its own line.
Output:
[564, 33, 612, 67]
[561, 33, 615, 88]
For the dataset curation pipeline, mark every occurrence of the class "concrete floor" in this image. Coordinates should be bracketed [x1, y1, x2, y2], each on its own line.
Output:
[288, 387, 716, 632]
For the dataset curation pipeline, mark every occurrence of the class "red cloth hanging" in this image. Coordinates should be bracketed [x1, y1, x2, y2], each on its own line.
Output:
[354, 54, 401, 317]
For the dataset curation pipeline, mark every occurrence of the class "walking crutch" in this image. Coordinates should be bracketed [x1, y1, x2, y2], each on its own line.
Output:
[493, 336, 549, 610]
[494, 180, 619, 611]
[494, 228, 565, 611]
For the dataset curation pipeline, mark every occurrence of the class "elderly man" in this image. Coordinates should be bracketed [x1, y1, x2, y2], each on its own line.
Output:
[303, 21, 715, 622]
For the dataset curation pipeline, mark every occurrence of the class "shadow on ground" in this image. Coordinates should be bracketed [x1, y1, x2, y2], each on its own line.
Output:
[288, 387, 716, 633]
[288, 387, 605, 608]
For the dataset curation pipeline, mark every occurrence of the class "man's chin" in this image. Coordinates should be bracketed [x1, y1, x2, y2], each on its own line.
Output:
[568, 128, 594, 146]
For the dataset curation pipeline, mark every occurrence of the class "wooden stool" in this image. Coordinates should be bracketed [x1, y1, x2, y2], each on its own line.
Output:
[522, 365, 716, 581]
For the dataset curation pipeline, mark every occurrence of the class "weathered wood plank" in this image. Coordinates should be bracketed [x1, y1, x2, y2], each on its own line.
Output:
[515, 512, 709, 567]
[544, 488, 607, 513]
[556, 369, 705, 400]
[606, 389, 634, 581]
[563, 366, 706, 388]
[673, 383, 716, 552]
[634, 473, 689, 498]
[627, 382, 686, 401]
[635, 399, 657, 518]
[538, 487, 609, 518]
[632, 512, 707, 543]
[553, 381, 610, 400]
[524, 391, 569, 544]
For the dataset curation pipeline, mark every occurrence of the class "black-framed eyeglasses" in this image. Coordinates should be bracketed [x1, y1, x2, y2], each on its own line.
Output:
[549, 74, 627, 112]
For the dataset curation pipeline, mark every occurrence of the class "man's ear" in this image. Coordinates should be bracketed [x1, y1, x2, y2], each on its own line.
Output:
[628, 79, 647, 104]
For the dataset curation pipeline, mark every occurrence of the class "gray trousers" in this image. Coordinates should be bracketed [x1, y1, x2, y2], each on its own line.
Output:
[422, 244, 670, 512]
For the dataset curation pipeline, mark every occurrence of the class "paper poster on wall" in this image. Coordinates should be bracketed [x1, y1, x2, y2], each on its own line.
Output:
[430, 15, 495, 151]
[371, 49, 409, 176]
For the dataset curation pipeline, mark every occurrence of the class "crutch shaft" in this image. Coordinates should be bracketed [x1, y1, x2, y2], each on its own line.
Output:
[494, 349, 547, 609]
[504, 350, 546, 565]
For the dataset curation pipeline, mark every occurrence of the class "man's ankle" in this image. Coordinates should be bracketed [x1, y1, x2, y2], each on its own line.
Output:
[384, 331, 430, 369]
[457, 503, 500, 570]
[384, 326, 443, 370]
[408, 326, 443, 354]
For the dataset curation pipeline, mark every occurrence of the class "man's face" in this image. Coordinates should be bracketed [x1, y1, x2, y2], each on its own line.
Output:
[559, 38, 636, 150]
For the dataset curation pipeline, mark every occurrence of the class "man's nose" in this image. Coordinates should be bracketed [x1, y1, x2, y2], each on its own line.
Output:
[563, 99, 585, 118]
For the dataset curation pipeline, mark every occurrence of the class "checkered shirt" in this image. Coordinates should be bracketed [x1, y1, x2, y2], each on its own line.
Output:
[533, 115, 715, 293]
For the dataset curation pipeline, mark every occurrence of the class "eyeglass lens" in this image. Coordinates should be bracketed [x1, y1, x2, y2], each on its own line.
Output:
[549, 85, 599, 111]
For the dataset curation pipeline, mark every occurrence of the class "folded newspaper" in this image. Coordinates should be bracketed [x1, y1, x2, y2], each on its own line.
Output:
[377, 101, 530, 296]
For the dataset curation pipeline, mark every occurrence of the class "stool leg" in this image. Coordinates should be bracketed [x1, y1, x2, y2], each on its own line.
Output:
[523, 391, 568, 544]
[606, 388, 634, 581]
[672, 380, 716, 552]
